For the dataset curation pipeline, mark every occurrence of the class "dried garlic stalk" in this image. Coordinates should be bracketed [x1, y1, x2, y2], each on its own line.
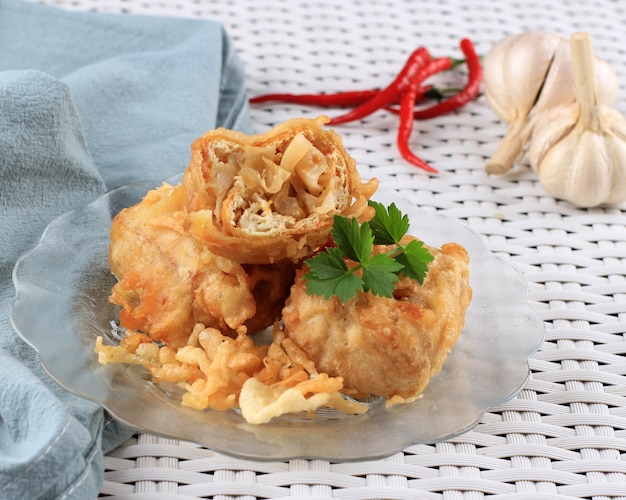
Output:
[528, 32, 626, 207]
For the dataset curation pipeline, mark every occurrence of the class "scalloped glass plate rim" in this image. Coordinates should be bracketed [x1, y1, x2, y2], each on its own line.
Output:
[11, 178, 545, 461]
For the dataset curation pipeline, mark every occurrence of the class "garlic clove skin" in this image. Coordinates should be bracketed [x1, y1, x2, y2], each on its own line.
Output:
[527, 104, 576, 171]
[484, 31, 561, 123]
[530, 40, 619, 119]
[602, 110, 626, 205]
[529, 105, 616, 207]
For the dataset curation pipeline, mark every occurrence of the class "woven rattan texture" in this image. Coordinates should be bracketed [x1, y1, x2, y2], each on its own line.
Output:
[37, 0, 626, 498]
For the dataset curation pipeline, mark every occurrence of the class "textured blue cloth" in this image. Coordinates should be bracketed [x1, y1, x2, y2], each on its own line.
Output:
[0, 1, 252, 498]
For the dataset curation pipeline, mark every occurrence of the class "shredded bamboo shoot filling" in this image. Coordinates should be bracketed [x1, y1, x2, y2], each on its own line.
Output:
[233, 133, 336, 231]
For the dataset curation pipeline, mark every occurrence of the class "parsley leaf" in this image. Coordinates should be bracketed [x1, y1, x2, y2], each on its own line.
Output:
[331, 215, 373, 263]
[394, 239, 434, 284]
[304, 247, 364, 302]
[368, 201, 410, 245]
[303, 201, 433, 303]
[362, 254, 403, 296]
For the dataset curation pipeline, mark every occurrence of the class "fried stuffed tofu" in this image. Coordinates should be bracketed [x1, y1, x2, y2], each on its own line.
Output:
[182, 116, 378, 264]
[281, 237, 472, 399]
[108, 182, 295, 348]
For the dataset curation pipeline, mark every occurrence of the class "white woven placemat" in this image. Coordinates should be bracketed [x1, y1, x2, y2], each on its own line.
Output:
[37, 0, 626, 498]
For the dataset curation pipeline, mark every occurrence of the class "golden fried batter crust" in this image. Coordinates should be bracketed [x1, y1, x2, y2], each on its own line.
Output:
[281, 238, 472, 399]
[108, 182, 295, 348]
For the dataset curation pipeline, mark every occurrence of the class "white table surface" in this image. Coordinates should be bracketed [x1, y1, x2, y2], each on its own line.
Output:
[40, 0, 626, 498]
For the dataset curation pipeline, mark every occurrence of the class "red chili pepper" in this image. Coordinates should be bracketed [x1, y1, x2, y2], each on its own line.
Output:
[407, 38, 482, 120]
[396, 57, 454, 173]
[249, 89, 380, 107]
[327, 47, 431, 125]
[248, 39, 480, 175]
[397, 84, 437, 173]
[249, 84, 447, 109]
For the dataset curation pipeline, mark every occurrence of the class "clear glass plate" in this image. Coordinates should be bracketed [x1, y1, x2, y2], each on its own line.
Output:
[11, 179, 545, 461]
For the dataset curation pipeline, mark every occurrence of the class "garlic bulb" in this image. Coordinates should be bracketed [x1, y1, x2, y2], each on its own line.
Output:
[484, 31, 561, 174]
[484, 30, 619, 174]
[528, 32, 626, 208]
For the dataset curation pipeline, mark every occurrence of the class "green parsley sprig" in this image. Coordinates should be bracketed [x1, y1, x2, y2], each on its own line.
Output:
[303, 200, 434, 303]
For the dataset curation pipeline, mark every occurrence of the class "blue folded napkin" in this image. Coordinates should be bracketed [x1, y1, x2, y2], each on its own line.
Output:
[0, 1, 253, 498]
